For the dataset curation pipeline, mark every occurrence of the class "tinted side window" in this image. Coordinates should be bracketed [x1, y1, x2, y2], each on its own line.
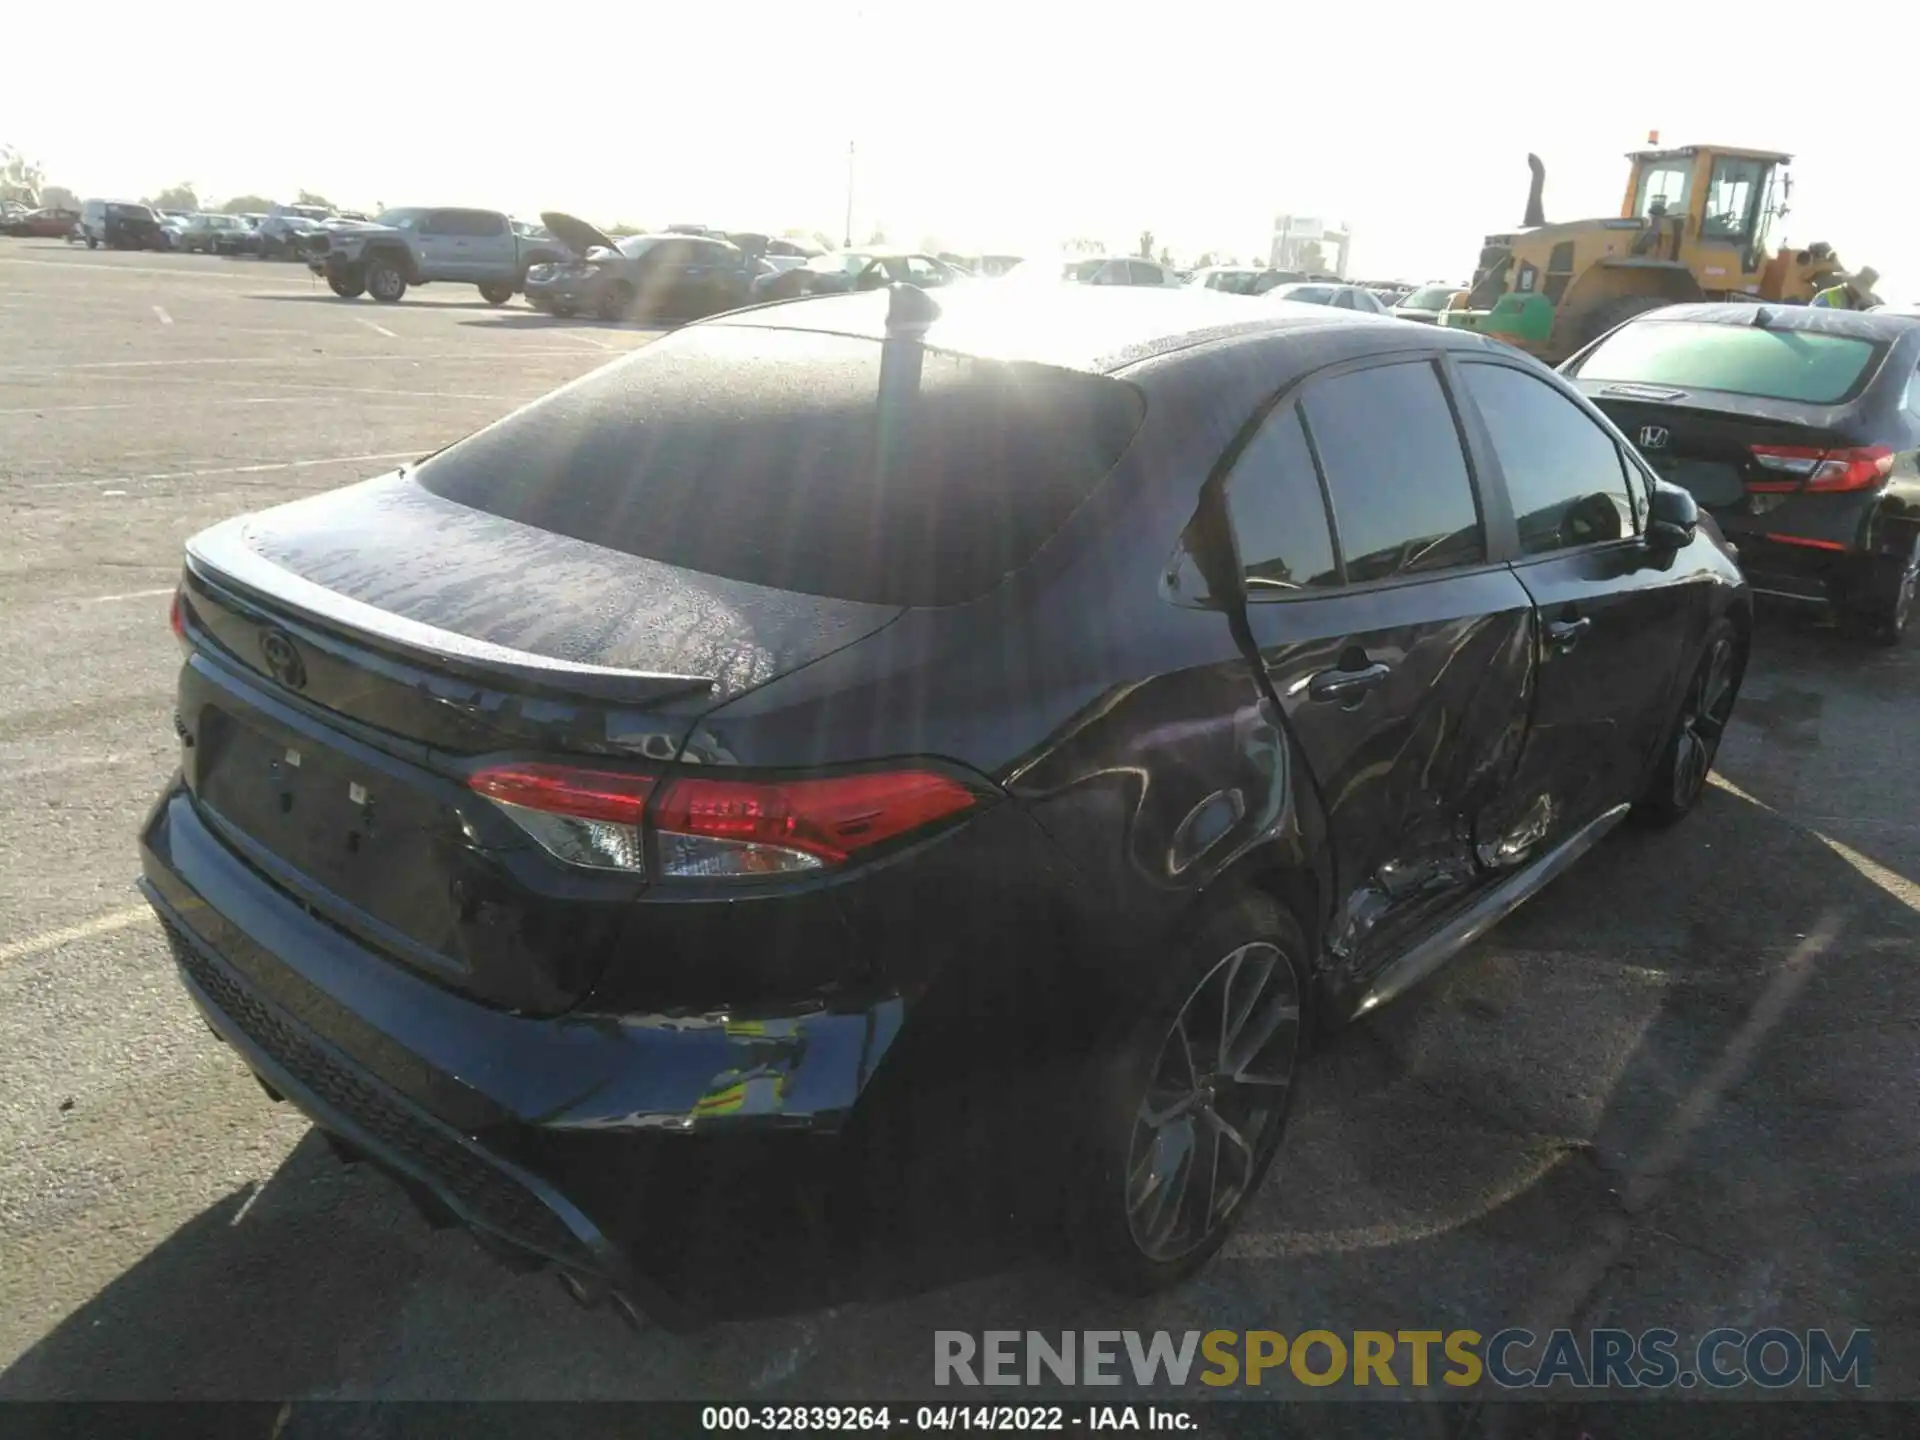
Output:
[421, 211, 459, 236]
[1129, 261, 1164, 286]
[1460, 362, 1635, 555]
[1224, 408, 1339, 595]
[1301, 361, 1484, 582]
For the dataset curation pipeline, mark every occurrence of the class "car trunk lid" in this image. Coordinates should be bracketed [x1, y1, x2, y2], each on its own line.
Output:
[176, 469, 902, 1013]
[1580, 383, 1861, 513]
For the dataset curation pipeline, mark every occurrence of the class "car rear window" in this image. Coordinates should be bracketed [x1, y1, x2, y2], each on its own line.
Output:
[413, 325, 1147, 607]
[1570, 319, 1883, 404]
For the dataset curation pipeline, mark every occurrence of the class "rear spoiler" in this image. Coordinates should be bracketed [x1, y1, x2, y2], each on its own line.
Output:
[183, 533, 715, 708]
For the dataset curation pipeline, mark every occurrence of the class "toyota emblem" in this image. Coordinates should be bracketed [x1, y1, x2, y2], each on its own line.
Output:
[1638, 425, 1670, 450]
[259, 629, 308, 691]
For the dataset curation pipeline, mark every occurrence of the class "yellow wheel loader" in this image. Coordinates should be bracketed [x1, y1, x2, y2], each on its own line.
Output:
[1441, 142, 1857, 363]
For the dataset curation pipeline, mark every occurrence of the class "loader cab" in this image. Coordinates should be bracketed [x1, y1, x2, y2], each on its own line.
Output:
[1622, 144, 1791, 283]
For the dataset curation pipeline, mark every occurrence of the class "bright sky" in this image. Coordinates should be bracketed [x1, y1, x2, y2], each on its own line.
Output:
[4, 5, 1912, 300]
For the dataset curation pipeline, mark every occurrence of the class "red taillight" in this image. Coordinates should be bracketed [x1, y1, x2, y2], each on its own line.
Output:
[467, 763, 978, 878]
[469, 762, 656, 824]
[1763, 533, 1848, 551]
[1746, 444, 1894, 494]
[655, 771, 977, 867]
[169, 586, 187, 642]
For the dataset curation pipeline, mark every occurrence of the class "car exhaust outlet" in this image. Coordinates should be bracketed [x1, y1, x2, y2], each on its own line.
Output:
[610, 1290, 649, 1332]
[558, 1269, 610, 1309]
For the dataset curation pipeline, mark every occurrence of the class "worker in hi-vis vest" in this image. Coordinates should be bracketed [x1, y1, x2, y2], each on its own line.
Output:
[1812, 267, 1882, 309]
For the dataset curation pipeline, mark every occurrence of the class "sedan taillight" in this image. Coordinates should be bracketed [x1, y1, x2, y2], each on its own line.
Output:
[467, 762, 979, 878]
[1747, 444, 1894, 494]
[169, 585, 191, 648]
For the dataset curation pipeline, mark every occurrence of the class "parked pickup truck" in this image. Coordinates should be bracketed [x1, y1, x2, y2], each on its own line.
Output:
[305, 206, 568, 304]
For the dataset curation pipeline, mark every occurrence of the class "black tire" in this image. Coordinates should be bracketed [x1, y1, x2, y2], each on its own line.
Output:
[327, 266, 366, 300]
[85, 234, 98, 250]
[1634, 617, 1744, 826]
[549, 301, 577, 318]
[1844, 534, 1918, 647]
[594, 280, 635, 322]
[1070, 892, 1311, 1294]
[477, 280, 514, 306]
[1574, 293, 1676, 352]
[365, 253, 407, 303]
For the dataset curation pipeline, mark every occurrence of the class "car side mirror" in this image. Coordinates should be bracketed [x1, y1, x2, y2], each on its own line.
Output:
[1646, 479, 1698, 552]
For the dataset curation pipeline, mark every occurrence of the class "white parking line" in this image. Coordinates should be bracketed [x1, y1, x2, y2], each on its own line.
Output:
[0, 348, 621, 375]
[0, 256, 310, 285]
[356, 318, 397, 339]
[0, 397, 309, 418]
[0, 905, 150, 970]
[204, 380, 516, 403]
[1712, 775, 1919, 913]
[87, 587, 176, 604]
[0, 403, 139, 417]
[30, 448, 425, 492]
[153, 305, 173, 325]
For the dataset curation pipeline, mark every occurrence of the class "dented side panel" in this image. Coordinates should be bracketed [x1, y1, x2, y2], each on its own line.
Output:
[1241, 568, 1539, 984]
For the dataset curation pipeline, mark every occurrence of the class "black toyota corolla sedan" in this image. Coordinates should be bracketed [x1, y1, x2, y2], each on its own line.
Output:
[140, 284, 1749, 1327]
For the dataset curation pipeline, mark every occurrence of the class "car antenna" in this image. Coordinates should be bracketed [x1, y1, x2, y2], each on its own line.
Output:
[876, 285, 939, 469]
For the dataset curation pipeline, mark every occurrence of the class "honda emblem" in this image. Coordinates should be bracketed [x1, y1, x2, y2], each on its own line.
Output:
[1638, 425, 1670, 450]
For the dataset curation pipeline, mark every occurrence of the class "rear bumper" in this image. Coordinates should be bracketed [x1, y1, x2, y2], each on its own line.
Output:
[1708, 492, 1883, 600]
[139, 782, 907, 1325]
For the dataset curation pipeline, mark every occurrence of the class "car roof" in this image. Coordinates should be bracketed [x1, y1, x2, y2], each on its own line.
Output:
[707, 282, 1501, 376]
[1638, 302, 1920, 342]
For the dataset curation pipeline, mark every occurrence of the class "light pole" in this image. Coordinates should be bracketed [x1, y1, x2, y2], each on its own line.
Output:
[844, 140, 856, 249]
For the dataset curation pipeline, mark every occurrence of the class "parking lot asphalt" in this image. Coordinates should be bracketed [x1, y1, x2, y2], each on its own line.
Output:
[0, 243, 1915, 1423]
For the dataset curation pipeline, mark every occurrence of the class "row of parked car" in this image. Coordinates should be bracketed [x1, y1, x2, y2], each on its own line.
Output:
[4, 193, 1471, 335]
[0, 197, 378, 256]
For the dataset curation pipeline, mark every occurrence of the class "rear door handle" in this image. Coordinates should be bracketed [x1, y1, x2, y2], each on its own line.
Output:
[1307, 661, 1392, 705]
[1546, 616, 1593, 651]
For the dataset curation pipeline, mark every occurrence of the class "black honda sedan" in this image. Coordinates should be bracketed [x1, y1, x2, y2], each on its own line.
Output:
[140, 285, 1748, 1326]
[1565, 303, 1920, 644]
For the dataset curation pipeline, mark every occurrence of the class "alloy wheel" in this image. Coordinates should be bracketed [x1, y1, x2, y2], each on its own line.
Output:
[1892, 544, 1918, 636]
[1125, 942, 1300, 1262]
[1673, 635, 1737, 809]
